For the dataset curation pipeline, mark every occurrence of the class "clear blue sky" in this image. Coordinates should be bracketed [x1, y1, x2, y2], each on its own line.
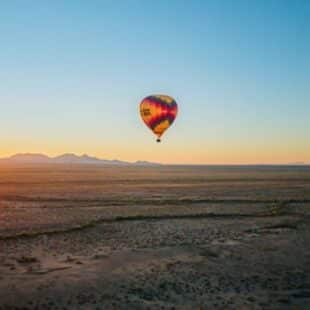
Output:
[1, 0, 309, 164]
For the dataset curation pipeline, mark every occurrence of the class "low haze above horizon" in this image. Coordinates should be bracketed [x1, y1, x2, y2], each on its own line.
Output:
[1, 1, 309, 164]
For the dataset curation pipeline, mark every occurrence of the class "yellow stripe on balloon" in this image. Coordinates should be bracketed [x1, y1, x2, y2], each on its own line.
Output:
[157, 95, 174, 105]
[153, 120, 170, 137]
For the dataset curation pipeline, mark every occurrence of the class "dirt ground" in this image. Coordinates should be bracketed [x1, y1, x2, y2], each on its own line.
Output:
[0, 164, 309, 309]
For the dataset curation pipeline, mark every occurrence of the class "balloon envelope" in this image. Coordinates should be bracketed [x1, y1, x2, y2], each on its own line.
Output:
[140, 95, 178, 141]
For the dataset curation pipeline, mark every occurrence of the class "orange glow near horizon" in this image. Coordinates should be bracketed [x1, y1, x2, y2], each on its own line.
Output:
[1, 138, 309, 165]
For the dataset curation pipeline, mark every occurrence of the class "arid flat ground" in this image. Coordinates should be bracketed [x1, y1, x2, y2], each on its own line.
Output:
[0, 164, 310, 309]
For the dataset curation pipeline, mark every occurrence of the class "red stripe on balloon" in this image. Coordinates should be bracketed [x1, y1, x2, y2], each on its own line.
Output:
[147, 102, 177, 130]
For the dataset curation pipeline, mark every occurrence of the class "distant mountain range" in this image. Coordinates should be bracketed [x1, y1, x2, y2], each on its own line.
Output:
[0, 153, 161, 166]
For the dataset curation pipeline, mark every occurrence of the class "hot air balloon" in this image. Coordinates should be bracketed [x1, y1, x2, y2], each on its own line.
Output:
[140, 95, 178, 142]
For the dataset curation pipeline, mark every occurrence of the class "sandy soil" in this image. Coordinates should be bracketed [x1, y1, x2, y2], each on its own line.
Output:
[1, 214, 310, 309]
[0, 165, 310, 309]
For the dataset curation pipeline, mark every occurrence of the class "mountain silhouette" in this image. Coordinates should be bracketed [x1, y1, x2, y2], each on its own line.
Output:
[0, 153, 161, 166]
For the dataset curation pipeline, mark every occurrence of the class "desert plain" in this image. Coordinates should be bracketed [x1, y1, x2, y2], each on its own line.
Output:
[0, 164, 310, 309]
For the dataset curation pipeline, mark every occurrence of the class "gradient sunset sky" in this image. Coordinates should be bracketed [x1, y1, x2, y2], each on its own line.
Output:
[1, 1, 309, 164]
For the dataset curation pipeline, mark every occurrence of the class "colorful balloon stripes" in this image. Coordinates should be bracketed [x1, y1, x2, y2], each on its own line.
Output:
[140, 95, 178, 142]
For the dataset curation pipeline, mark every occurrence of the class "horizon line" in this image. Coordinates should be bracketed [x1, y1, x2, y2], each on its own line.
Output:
[0, 152, 309, 167]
